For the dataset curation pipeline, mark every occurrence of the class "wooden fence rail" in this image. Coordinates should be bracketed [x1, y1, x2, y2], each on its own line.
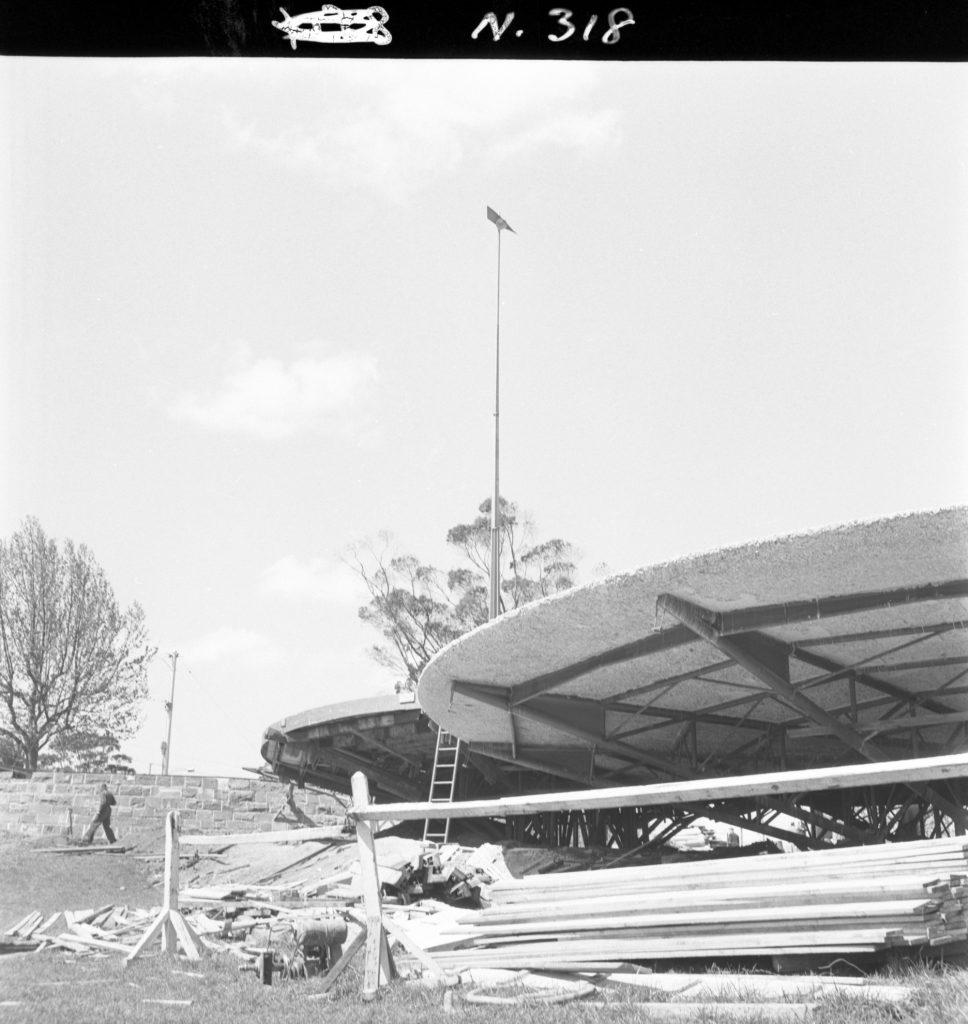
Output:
[348, 751, 968, 822]
[348, 752, 968, 994]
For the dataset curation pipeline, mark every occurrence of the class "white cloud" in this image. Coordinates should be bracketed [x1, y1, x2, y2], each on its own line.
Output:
[221, 62, 619, 200]
[261, 556, 366, 606]
[168, 348, 377, 439]
[180, 627, 283, 669]
[489, 109, 622, 163]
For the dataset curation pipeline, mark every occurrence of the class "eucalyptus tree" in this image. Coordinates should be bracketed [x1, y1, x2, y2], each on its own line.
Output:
[350, 498, 577, 691]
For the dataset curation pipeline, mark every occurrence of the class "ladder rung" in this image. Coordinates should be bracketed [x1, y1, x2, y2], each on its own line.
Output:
[424, 726, 461, 844]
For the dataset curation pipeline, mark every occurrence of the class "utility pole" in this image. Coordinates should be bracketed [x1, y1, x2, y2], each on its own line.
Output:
[162, 651, 179, 775]
[486, 205, 515, 620]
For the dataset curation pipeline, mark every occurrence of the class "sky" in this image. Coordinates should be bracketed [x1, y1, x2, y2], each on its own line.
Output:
[1, 57, 966, 776]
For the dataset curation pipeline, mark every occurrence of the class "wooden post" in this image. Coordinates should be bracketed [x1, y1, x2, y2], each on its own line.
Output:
[350, 772, 395, 999]
[126, 811, 202, 964]
[162, 808, 178, 952]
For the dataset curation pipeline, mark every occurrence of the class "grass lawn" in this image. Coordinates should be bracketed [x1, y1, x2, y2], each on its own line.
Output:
[0, 836, 164, 923]
[3, 952, 968, 1024]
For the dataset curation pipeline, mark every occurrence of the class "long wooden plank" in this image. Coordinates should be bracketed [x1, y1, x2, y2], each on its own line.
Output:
[454, 900, 940, 938]
[458, 921, 940, 947]
[54, 932, 132, 954]
[487, 883, 964, 913]
[468, 877, 956, 922]
[421, 937, 887, 963]
[489, 870, 968, 905]
[32, 846, 130, 854]
[586, 1002, 816, 1021]
[620, 972, 913, 1002]
[4, 912, 37, 936]
[430, 929, 901, 952]
[350, 753, 968, 822]
[491, 858, 964, 889]
[180, 827, 343, 847]
[488, 839, 968, 895]
[14, 912, 43, 937]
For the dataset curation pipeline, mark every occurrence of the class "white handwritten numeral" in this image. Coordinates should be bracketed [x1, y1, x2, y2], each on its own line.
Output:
[602, 7, 634, 43]
[547, 8, 635, 44]
[547, 7, 575, 42]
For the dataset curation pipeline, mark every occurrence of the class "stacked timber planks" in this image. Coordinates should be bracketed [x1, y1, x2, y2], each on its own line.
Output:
[412, 837, 968, 970]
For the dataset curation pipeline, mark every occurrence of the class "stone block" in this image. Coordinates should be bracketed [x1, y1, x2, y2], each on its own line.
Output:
[150, 787, 183, 799]
[150, 797, 184, 811]
[226, 791, 256, 803]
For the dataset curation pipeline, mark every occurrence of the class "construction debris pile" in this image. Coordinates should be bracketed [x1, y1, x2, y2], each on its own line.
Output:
[1, 835, 513, 982]
[5, 905, 167, 958]
[4, 831, 965, 1011]
[388, 836, 968, 973]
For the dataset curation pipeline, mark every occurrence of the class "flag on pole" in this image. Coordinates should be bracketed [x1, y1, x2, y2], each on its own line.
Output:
[487, 206, 516, 234]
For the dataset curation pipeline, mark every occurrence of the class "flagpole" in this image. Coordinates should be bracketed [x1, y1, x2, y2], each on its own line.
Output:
[489, 224, 502, 621]
[485, 207, 514, 621]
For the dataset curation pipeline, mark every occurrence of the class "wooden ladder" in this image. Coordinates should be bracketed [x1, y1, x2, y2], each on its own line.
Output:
[422, 726, 461, 844]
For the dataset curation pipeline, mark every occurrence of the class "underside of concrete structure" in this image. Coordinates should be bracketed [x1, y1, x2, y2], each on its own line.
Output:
[264, 508, 968, 849]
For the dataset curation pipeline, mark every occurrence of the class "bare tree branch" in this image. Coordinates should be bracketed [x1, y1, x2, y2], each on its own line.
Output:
[0, 518, 155, 768]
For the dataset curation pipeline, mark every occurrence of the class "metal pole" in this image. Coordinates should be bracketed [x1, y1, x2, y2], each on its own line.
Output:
[162, 651, 178, 775]
[489, 226, 502, 621]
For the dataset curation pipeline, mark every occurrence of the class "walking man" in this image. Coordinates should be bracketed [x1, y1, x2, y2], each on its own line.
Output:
[81, 783, 117, 844]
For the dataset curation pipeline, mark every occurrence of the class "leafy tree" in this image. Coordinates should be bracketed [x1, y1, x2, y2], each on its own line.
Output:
[350, 498, 577, 691]
[38, 729, 135, 773]
[446, 498, 578, 617]
[0, 518, 154, 769]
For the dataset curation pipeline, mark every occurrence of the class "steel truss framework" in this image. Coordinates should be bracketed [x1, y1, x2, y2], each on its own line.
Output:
[444, 578, 968, 844]
[496, 778, 968, 852]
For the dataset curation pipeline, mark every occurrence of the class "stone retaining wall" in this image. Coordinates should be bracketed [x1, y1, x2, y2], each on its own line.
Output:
[0, 771, 346, 841]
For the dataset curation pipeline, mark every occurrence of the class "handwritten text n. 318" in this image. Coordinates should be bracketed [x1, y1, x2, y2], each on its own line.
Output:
[471, 9, 637, 45]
